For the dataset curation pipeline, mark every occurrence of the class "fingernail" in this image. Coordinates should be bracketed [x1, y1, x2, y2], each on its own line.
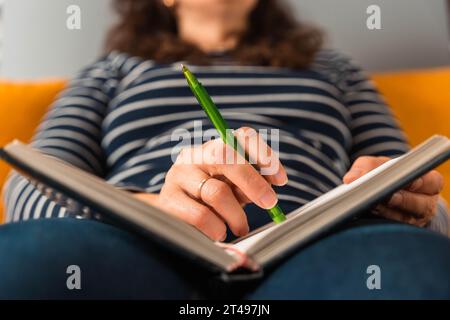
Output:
[274, 171, 288, 186]
[409, 178, 423, 192]
[259, 190, 278, 209]
[389, 193, 403, 207]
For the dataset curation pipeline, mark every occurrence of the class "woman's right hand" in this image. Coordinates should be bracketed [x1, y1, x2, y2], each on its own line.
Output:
[135, 127, 288, 241]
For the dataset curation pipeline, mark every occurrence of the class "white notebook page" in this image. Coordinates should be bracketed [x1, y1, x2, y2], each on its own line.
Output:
[230, 156, 403, 253]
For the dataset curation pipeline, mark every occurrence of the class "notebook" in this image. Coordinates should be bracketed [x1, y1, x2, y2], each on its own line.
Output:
[1, 135, 449, 280]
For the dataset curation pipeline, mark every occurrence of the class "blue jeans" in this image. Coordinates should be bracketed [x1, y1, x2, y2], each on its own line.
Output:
[0, 218, 449, 299]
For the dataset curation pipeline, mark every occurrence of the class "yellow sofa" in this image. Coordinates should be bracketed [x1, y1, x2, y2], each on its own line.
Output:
[0, 80, 67, 220]
[1, 69, 449, 223]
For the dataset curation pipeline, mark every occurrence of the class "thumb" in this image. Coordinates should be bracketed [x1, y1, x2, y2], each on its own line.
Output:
[343, 156, 390, 184]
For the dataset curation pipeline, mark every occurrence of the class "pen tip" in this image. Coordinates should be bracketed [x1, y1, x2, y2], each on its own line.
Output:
[181, 64, 187, 72]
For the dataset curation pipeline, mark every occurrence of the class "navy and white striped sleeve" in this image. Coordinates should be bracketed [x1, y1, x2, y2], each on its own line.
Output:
[340, 56, 448, 235]
[2, 55, 120, 223]
[340, 61, 409, 160]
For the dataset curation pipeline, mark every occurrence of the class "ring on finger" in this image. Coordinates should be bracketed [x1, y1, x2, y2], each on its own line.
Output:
[197, 177, 212, 201]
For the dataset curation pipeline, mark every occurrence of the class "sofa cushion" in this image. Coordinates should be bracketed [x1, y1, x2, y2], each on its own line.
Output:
[372, 68, 450, 206]
[0, 80, 67, 221]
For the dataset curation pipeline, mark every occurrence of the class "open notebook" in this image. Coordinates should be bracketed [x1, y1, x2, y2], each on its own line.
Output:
[1, 135, 449, 280]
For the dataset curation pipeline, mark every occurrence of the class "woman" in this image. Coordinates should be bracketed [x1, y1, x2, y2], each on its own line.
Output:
[1, 0, 449, 299]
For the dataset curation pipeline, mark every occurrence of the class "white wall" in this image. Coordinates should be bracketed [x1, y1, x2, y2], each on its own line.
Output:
[0, 0, 449, 79]
[293, 0, 450, 71]
[0, 0, 4, 65]
[1, 0, 112, 79]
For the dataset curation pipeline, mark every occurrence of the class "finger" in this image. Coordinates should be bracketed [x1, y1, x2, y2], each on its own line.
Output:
[343, 156, 390, 184]
[374, 204, 414, 224]
[159, 185, 227, 241]
[232, 186, 252, 206]
[407, 170, 444, 195]
[199, 178, 249, 236]
[234, 127, 288, 186]
[168, 166, 249, 236]
[216, 176, 251, 205]
[201, 139, 279, 210]
[375, 204, 431, 227]
[387, 190, 438, 219]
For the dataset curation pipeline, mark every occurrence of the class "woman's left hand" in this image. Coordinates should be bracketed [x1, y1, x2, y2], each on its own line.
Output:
[343, 156, 444, 227]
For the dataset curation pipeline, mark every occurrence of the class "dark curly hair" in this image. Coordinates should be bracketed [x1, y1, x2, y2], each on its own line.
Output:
[106, 0, 323, 69]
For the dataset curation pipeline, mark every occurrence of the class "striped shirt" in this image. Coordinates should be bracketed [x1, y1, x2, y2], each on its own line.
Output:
[3, 50, 448, 234]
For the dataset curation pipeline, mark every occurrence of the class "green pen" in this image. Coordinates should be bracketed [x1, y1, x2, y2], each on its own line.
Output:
[182, 65, 286, 224]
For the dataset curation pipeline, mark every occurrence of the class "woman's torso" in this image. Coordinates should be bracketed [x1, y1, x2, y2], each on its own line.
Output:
[7, 50, 409, 230]
[100, 51, 370, 230]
